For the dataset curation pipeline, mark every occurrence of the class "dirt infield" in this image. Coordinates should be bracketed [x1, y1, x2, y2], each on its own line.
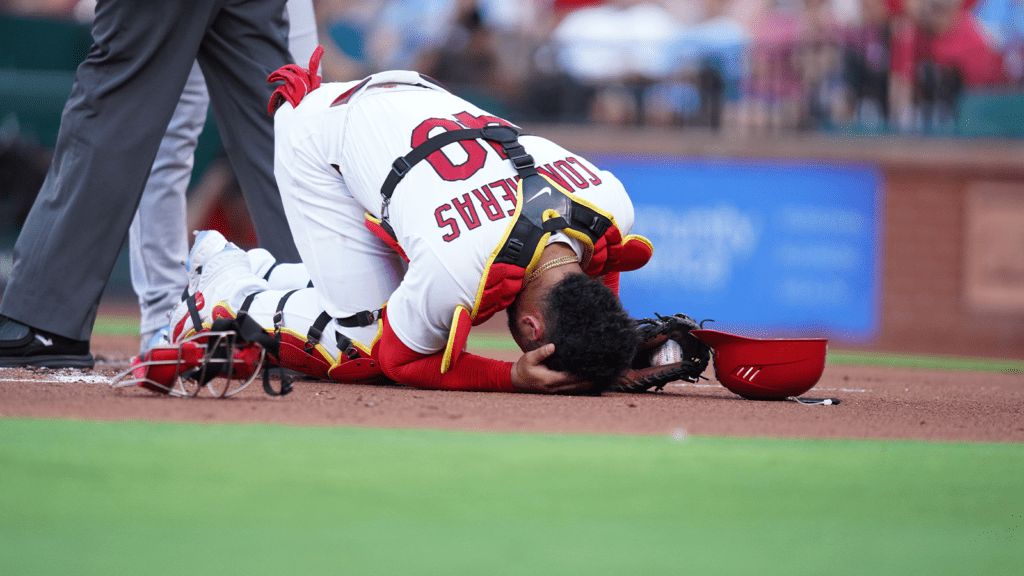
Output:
[1, 333, 1021, 442]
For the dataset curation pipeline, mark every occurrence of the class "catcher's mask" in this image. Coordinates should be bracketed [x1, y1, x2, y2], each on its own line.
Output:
[110, 317, 278, 398]
[691, 329, 827, 400]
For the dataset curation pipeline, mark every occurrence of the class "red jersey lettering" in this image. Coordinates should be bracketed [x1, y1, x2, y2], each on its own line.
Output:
[472, 185, 505, 221]
[435, 203, 460, 242]
[537, 164, 573, 192]
[554, 159, 589, 189]
[411, 117, 488, 182]
[452, 193, 482, 230]
[567, 156, 602, 185]
[490, 179, 518, 216]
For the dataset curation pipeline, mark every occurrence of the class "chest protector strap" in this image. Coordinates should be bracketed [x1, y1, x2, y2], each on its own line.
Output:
[380, 125, 536, 221]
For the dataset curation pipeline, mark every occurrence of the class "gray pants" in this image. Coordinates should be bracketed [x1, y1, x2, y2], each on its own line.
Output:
[129, 0, 317, 340]
[1, 0, 299, 341]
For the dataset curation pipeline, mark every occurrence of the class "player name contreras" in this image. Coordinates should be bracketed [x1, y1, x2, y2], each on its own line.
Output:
[433, 155, 604, 242]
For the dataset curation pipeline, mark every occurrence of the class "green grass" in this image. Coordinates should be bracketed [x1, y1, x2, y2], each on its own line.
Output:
[828, 350, 1024, 373]
[92, 314, 141, 336]
[1, 419, 1021, 576]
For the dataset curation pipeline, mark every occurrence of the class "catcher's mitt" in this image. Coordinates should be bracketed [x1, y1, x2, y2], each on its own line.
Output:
[615, 313, 711, 392]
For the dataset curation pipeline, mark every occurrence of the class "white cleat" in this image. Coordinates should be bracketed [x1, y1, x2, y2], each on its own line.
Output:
[184, 230, 232, 296]
[186, 230, 230, 273]
[171, 244, 266, 342]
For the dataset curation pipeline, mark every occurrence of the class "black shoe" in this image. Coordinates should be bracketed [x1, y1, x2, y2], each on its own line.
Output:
[0, 316, 95, 368]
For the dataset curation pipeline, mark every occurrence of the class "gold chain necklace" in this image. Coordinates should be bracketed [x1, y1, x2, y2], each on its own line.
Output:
[526, 255, 579, 284]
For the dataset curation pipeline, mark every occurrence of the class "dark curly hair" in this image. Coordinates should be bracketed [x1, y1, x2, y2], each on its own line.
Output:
[509, 273, 638, 391]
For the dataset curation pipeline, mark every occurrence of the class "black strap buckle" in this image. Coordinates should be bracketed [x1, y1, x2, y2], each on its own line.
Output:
[305, 311, 333, 353]
[337, 309, 380, 328]
[304, 331, 321, 353]
[392, 157, 412, 178]
[272, 289, 299, 342]
[509, 151, 535, 171]
[353, 310, 377, 326]
[505, 238, 524, 261]
[336, 332, 362, 360]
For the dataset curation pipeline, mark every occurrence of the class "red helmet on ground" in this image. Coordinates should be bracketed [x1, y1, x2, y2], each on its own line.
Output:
[690, 329, 828, 400]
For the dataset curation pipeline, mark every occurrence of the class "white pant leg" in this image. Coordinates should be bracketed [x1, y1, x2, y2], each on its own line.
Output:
[204, 251, 373, 365]
[246, 248, 313, 289]
[278, 182, 402, 346]
[130, 63, 208, 338]
[274, 126, 404, 345]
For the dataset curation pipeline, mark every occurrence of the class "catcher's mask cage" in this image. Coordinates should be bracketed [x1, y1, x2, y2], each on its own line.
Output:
[690, 329, 828, 400]
[110, 330, 267, 398]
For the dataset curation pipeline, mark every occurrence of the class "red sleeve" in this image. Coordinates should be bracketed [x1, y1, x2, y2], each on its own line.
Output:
[602, 271, 620, 296]
[375, 314, 516, 392]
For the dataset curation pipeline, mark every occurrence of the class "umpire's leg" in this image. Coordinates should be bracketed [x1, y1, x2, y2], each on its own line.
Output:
[0, 0, 228, 341]
[198, 0, 301, 264]
[129, 63, 209, 350]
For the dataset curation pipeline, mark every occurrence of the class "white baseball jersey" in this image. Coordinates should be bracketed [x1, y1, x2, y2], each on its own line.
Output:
[274, 72, 636, 354]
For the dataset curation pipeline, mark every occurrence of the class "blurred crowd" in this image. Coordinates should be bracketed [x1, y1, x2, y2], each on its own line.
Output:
[5, 0, 1024, 132]
[316, 0, 1024, 132]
